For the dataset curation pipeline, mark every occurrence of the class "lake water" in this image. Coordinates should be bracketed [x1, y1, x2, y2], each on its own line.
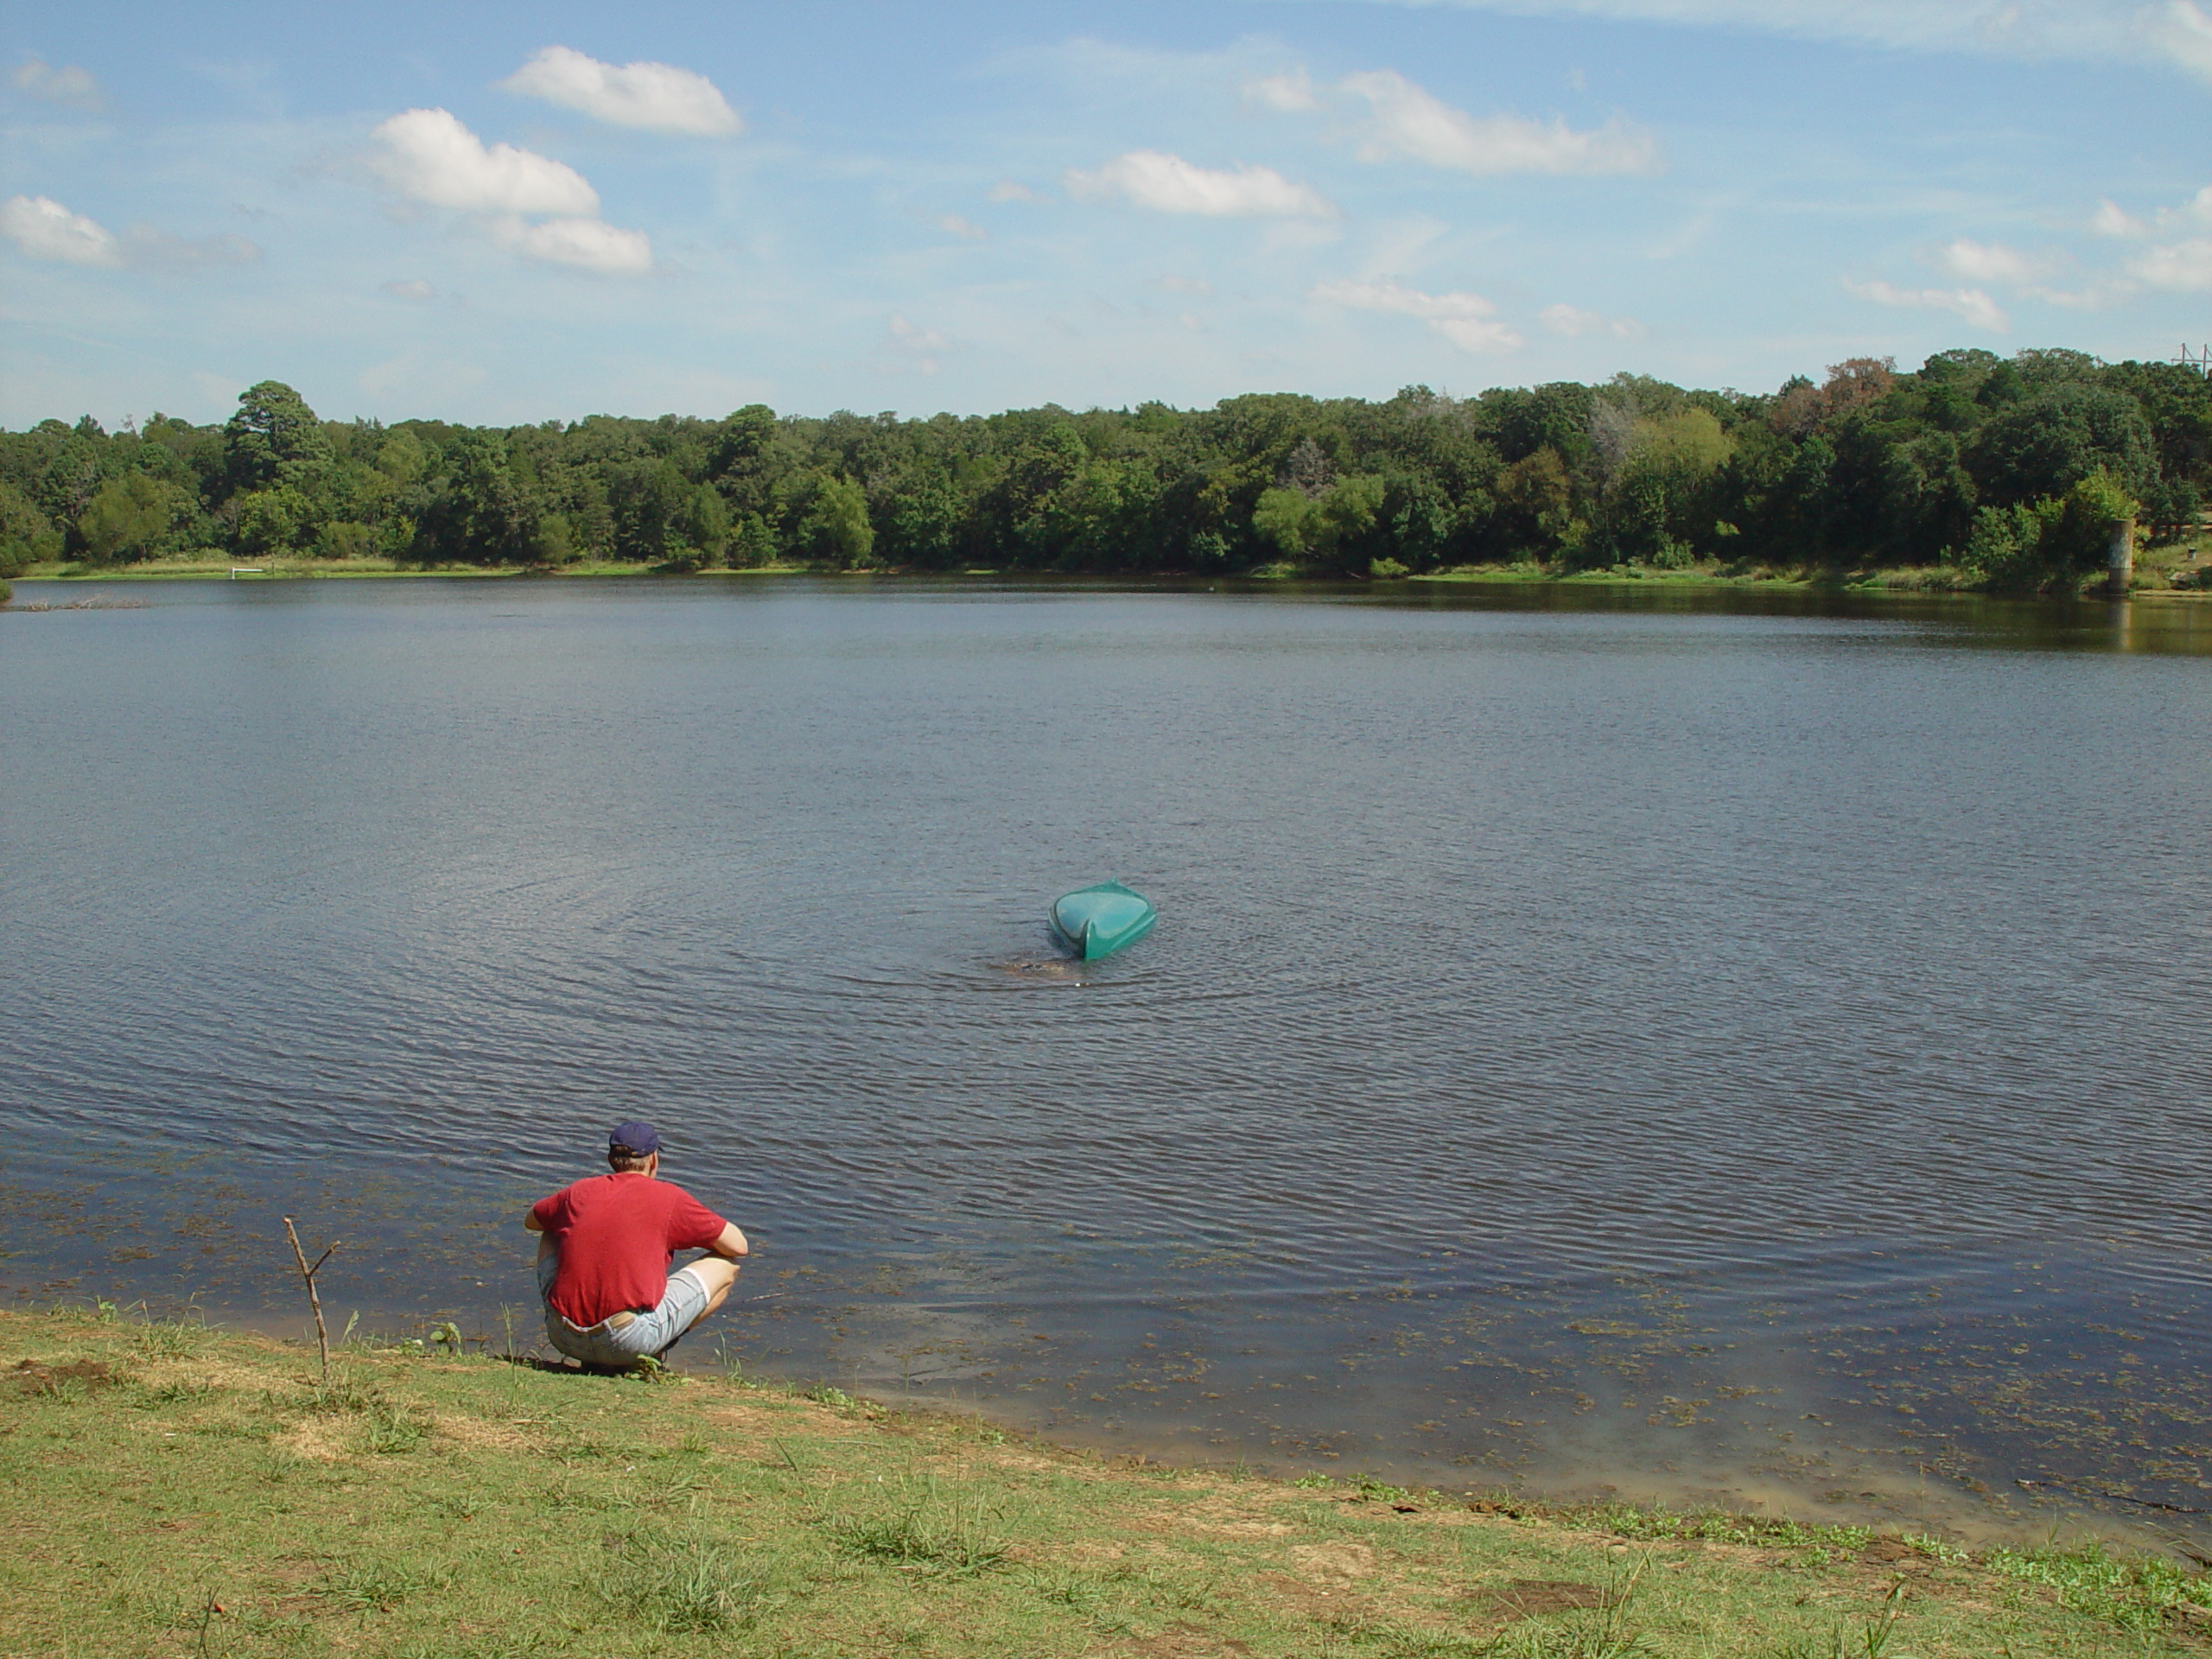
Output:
[3, 576, 2209, 1545]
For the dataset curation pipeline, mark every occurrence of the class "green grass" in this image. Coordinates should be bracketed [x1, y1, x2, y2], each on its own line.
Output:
[16, 555, 835, 582]
[1, 1306, 2205, 1657]
[16, 548, 2212, 599]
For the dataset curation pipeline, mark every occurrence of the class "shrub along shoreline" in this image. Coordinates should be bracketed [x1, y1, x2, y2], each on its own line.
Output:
[5, 1306, 2208, 1657]
[10, 550, 2212, 597]
[8, 346, 2212, 601]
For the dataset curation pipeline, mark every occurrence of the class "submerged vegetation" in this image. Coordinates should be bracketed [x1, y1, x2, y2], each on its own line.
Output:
[5, 345, 2211, 596]
[5, 1305, 2210, 1656]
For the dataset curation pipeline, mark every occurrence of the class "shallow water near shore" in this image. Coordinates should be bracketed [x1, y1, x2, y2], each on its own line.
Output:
[3, 576, 2208, 1547]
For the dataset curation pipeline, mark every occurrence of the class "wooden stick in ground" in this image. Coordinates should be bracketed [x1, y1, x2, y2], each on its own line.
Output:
[282, 1216, 340, 1382]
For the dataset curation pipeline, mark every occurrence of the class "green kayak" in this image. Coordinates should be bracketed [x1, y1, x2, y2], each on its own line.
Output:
[1049, 880, 1156, 961]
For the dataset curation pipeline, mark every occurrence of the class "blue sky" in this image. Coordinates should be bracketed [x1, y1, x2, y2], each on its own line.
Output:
[5, 1, 2212, 427]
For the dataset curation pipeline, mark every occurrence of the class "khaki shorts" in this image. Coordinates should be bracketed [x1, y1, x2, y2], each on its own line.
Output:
[537, 1248, 712, 1365]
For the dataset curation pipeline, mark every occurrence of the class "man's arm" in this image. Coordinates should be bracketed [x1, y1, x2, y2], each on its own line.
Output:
[705, 1222, 748, 1259]
[524, 1210, 543, 1233]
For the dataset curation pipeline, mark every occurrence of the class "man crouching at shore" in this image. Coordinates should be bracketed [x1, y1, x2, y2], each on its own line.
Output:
[527, 1121, 749, 1370]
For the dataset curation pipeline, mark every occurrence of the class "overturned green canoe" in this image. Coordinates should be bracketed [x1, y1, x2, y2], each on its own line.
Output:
[1050, 880, 1156, 961]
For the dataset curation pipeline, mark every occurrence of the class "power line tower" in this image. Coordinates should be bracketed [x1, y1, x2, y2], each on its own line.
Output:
[2176, 343, 2211, 374]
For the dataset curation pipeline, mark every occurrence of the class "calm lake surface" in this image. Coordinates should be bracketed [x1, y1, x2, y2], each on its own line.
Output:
[3, 577, 2209, 1541]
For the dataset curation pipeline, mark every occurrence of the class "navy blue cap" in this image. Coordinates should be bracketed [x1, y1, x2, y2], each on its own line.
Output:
[609, 1120, 661, 1156]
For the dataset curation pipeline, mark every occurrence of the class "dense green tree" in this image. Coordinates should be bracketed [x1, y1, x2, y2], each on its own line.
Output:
[75, 473, 201, 563]
[0, 478, 60, 576]
[1955, 471, 2139, 591]
[1967, 385, 2158, 505]
[222, 381, 332, 495]
[1, 345, 2199, 589]
[798, 474, 874, 568]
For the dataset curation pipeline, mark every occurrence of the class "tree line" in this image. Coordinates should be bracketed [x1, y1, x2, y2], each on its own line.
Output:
[3, 346, 2206, 592]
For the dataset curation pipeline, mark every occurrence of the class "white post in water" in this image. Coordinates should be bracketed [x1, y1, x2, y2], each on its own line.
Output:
[2105, 517, 2135, 597]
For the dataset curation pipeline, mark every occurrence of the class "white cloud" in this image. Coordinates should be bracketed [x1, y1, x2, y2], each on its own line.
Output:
[2078, 182, 2212, 291]
[1065, 150, 1336, 218]
[499, 45, 741, 137]
[2164, 184, 2212, 226]
[1539, 302, 1644, 337]
[370, 108, 600, 216]
[0, 194, 121, 265]
[1362, 1, 2196, 74]
[1155, 274, 1214, 295]
[1433, 317, 1527, 351]
[2091, 198, 2151, 238]
[11, 56, 99, 109]
[988, 181, 1046, 203]
[2129, 237, 2212, 289]
[1845, 277, 2008, 332]
[1313, 277, 1497, 320]
[1313, 278, 1525, 352]
[2145, 0, 2212, 80]
[2093, 183, 2212, 242]
[489, 215, 652, 275]
[877, 315, 950, 375]
[381, 278, 436, 302]
[938, 213, 987, 240]
[1339, 69, 1658, 175]
[2024, 278, 2139, 308]
[0, 199, 261, 273]
[365, 108, 650, 274]
[1245, 71, 1323, 111]
[1929, 238, 2059, 285]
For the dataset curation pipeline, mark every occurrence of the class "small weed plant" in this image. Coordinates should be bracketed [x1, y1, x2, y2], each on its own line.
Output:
[1590, 1503, 1872, 1555]
[323, 1558, 442, 1613]
[601, 1533, 771, 1633]
[1770, 1579, 1907, 1659]
[1485, 1553, 1656, 1659]
[133, 1313, 204, 1360]
[828, 1474, 1008, 1578]
[1354, 1476, 1420, 1504]
[294, 1374, 427, 1452]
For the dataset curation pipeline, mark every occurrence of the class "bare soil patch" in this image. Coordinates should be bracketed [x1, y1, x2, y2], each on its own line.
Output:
[1482, 1579, 1611, 1618]
[12, 1358, 119, 1395]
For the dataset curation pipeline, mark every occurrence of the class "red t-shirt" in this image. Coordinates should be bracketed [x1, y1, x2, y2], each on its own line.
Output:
[531, 1173, 728, 1328]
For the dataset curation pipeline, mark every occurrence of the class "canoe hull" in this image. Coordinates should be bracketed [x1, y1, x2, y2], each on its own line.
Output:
[1049, 880, 1156, 961]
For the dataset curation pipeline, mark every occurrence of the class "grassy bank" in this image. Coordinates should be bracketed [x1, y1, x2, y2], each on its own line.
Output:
[6, 556, 813, 582]
[1404, 542, 2212, 596]
[4, 1307, 2207, 1657]
[9, 533, 2210, 594]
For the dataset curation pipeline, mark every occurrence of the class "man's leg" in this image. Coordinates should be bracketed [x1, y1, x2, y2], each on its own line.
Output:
[636, 1256, 740, 1358]
[687, 1255, 739, 1319]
